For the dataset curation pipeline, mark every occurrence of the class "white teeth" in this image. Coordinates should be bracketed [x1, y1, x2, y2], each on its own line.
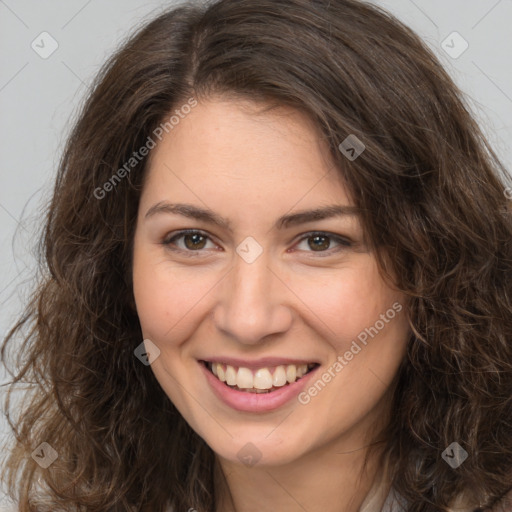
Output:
[225, 365, 237, 385]
[272, 365, 287, 386]
[286, 364, 296, 383]
[209, 361, 316, 391]
[253, 368, 273, 389]
[236, 367, 254, 389]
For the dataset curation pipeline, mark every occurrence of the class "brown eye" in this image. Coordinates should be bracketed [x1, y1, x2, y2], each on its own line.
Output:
[163, 230, 216, 255]
[308, 235, 331, 251]
[183, 233, 207, 250]
[294, 232, 352, 255]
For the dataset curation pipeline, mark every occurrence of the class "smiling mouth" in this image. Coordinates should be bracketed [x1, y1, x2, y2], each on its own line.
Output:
[201, 360, 320, 393]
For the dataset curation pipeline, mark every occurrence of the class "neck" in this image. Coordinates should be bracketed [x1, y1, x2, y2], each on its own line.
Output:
[213, 436, 388, 512]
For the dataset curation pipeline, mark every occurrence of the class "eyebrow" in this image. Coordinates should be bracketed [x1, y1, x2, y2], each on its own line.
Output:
[144, 202, 361, 230]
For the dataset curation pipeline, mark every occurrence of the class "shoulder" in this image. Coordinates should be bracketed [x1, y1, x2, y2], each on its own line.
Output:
[361, 477, 512, 512]
[380, 487, 512, 512]
[447, 487, 512, 512]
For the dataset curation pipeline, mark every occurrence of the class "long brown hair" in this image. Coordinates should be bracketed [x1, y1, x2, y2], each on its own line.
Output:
[1, 0, 511, 510]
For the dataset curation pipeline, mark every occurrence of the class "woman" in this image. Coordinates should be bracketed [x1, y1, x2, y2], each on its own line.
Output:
[1, 0, 511, 511]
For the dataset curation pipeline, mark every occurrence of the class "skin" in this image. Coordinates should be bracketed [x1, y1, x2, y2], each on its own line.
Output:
[132, 97, 411, 512]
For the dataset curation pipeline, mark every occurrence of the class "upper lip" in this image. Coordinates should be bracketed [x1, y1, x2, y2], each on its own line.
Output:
[199, 357, 319, 369]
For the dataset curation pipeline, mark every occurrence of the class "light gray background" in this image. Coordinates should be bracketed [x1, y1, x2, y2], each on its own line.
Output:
[0, 0, 511, 507]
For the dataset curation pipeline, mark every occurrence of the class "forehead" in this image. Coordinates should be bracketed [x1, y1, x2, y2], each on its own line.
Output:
[142, 98, 352, 212]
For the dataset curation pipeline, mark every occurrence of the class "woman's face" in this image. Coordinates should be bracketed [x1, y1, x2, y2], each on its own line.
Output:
[132, 98, 410, 467]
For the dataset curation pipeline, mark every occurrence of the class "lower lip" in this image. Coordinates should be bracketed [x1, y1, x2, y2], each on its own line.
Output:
[198, 360, 320, 413]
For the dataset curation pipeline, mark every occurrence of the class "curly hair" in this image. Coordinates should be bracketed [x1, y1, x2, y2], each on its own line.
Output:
[1, 0, 511, 510]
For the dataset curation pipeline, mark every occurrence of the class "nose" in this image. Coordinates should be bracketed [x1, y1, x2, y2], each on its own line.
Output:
[213, 249, 293, 345]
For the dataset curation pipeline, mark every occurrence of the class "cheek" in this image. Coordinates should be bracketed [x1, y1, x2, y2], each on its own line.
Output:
[290, 261, 397, 342]
[132, 244, 181, 341]
[132, 247, 216, 345]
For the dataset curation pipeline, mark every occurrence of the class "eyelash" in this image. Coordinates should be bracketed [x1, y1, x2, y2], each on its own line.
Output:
[161, 229, 352, 257]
